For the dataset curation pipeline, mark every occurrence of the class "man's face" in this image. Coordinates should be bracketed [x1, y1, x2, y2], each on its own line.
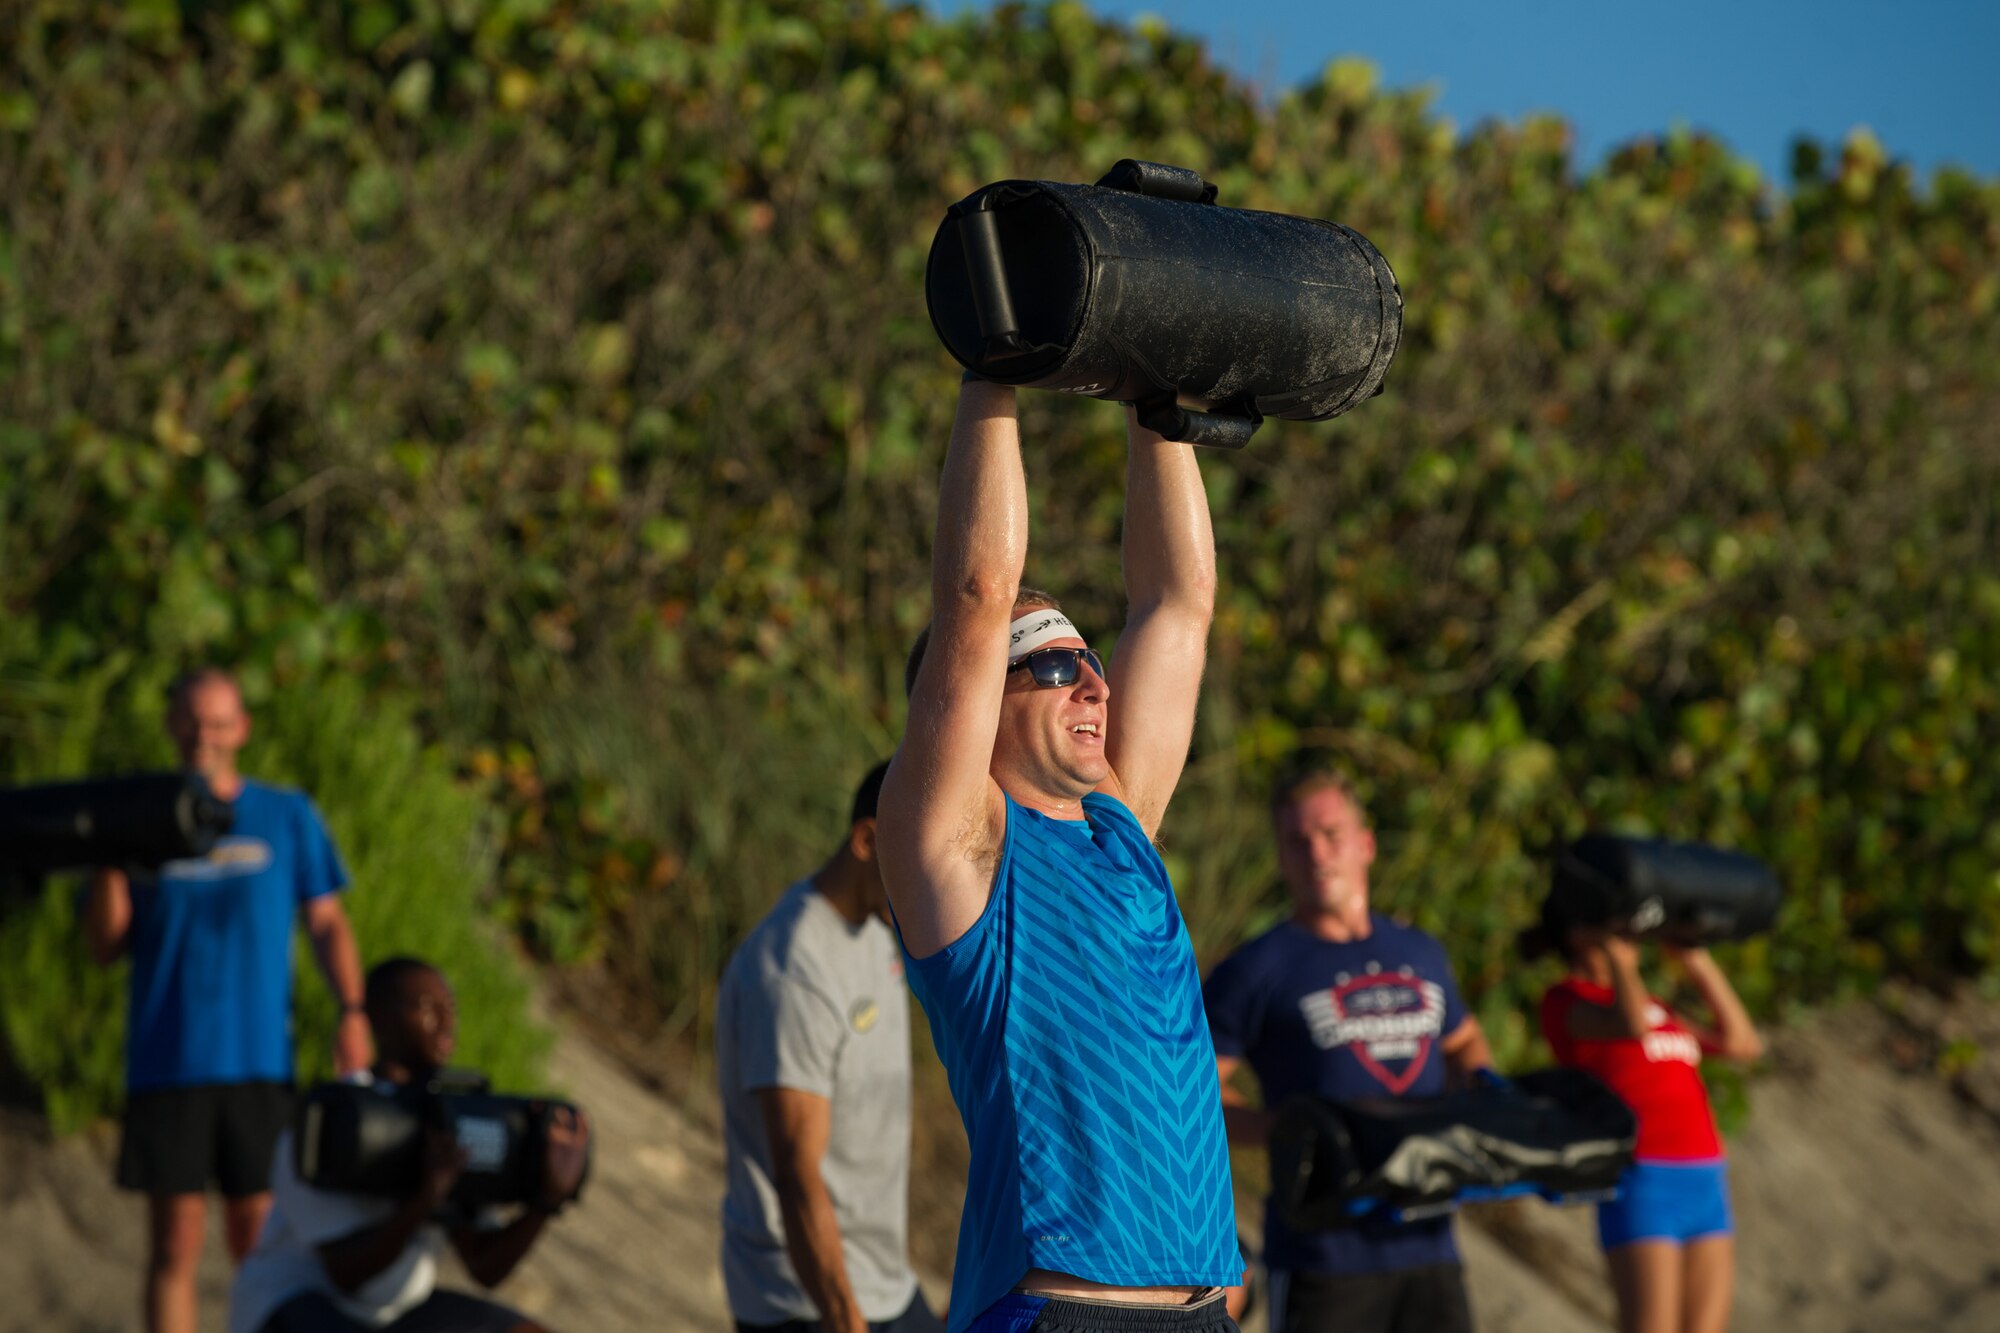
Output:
[167, 678, 250, 777]
[993, 634, 1111, 798]
[1275, 786, 1376, 917]
[381, 969, 458, 1074]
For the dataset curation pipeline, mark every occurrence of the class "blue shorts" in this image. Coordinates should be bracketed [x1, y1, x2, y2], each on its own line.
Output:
[1597, 1159, 1734, 1250]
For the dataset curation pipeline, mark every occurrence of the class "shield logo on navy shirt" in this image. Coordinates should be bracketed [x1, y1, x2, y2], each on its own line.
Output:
[1298, 969, 1447, 1095]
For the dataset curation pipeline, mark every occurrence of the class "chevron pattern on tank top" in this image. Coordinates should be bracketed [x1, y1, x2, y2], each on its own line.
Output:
[998, 795, 1239, 1277]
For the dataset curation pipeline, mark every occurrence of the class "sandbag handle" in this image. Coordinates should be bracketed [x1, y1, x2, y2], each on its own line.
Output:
[1095, 159, 1218, 204]
[947, 198, 1037, 362]
[1135, 393, 1261, 449]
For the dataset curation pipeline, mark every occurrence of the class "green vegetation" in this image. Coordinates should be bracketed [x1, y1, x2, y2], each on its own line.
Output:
[3, 0, 1996, 1121]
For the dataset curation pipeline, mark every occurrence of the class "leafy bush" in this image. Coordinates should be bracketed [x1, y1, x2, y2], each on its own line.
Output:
[256, 677, 550, 1093]
[505, 662, 896, 1050]
[0, 881, 128, 1132]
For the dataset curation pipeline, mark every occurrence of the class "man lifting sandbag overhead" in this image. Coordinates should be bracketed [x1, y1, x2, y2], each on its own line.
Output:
[881, 162, 1404, 1333]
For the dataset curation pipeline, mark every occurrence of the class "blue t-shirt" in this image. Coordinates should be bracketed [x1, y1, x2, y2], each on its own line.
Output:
[1202, 916, 1469, 1276]
[124, 780, 349, 1091]
[904, 792, 1243, 1333]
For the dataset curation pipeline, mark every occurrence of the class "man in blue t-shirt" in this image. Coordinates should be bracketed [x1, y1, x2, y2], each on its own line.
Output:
[85, 668, 370, 1333]
[1203, 770, 1493, 1333]
[878, 380, 1243, 1333]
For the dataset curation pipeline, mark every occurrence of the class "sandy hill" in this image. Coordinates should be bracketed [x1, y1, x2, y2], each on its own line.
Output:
[6, 986, 1999, 1332]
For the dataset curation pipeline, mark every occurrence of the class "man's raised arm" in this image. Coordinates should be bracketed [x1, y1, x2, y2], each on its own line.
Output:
[878, 380, 1024, 958]
[1102, 407, 1218, 838]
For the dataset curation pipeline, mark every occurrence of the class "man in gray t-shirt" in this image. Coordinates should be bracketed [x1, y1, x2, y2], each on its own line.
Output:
[717, 762, 940, 1333]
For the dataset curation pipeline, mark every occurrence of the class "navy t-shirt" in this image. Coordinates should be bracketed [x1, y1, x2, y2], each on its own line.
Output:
[124, 780, 348, 1091]
[1203, 915, 1470, 1275]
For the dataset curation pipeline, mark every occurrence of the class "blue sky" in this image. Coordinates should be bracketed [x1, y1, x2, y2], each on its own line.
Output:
[945, 0, 2000, 187]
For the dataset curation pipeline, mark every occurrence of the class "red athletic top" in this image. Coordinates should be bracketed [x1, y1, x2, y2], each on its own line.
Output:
[1541, 977, 1723, 1162]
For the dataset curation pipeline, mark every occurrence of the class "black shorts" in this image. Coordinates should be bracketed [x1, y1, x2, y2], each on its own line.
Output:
[966, 1289, 1238, 1332]
[1266, 1264, 1472, 1333]
[117, 1081, 294, 1198]
[261, 1290, 529, 1332]
[738, 1291, 946, 1333]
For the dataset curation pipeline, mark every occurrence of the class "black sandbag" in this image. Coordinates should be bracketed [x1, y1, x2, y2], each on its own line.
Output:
[926, 159, 1403, 446]
[295, 1074, 589, 1212]
[1269, 1069, 1637, 1230]
[296, 1079, 427, 1197]
[1548, 834, 1783, 945]
[0, 772, 232, 873]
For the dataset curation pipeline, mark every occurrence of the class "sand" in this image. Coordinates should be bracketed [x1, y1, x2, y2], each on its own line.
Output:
[6, 985, 1998, 1332]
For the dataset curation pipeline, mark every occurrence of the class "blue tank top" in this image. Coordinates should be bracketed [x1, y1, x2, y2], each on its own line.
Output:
[905, 792, 1242, 1333]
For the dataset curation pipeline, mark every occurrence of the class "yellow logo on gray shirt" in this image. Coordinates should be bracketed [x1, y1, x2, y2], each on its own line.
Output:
[849, 999, 879, 1033]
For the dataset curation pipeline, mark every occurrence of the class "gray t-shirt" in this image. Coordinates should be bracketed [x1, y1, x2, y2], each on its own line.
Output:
[717, 879, 918, 1325]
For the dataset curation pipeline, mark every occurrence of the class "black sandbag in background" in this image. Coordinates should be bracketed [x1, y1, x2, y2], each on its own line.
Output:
[0, 772, 232, 876]
[1548, 834, 1784, 945]
[1269, 1068, 1638, 1230]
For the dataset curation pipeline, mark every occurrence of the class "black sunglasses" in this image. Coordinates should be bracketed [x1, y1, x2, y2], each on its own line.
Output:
[1007, 646, 1106, 689]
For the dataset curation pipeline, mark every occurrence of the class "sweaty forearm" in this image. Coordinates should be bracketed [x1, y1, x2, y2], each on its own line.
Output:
[932, 382, 1026, 612]
[776, 1175, 867, 1333]
[1122, 415, 1217, 617]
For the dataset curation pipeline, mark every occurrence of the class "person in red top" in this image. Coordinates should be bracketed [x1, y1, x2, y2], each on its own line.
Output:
[1535, 929, 1762, 1333]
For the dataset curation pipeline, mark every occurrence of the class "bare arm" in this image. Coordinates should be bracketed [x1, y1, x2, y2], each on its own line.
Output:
[451, 1209, 549, 1290]
[1102, 408, 1217, 838]
[83, 867, 131, 965]
[1564, 935, 1658, 1042]
[302, 894, 372, 1075]
[756, 1088, 868, 1333]
[1439, 1016, 1493, 1089]
[1671, 947, 1764, 1061]
[1215, 1055, 1274, 1148]
[878, 381, 1023, 959]
[319, 1128, 461, 1293]
[451, 1106, 591, 1288]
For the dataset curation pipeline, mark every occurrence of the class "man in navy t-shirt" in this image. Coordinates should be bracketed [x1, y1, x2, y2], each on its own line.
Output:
[1203, 769, 1492, 1333]
[85, 668, 370, 1333]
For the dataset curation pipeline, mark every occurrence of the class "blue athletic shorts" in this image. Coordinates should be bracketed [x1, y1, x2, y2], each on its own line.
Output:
[1597, 1158, 1734, 1250]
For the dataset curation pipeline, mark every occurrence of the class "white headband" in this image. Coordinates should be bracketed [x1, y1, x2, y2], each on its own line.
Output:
[1008, 609, 1080, 661]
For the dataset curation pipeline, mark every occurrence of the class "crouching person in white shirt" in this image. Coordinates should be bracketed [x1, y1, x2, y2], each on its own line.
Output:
[230, 958, 590, 1333]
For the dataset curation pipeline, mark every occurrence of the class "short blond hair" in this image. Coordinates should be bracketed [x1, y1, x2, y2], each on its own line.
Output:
[1269, 766, 1365, 821]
